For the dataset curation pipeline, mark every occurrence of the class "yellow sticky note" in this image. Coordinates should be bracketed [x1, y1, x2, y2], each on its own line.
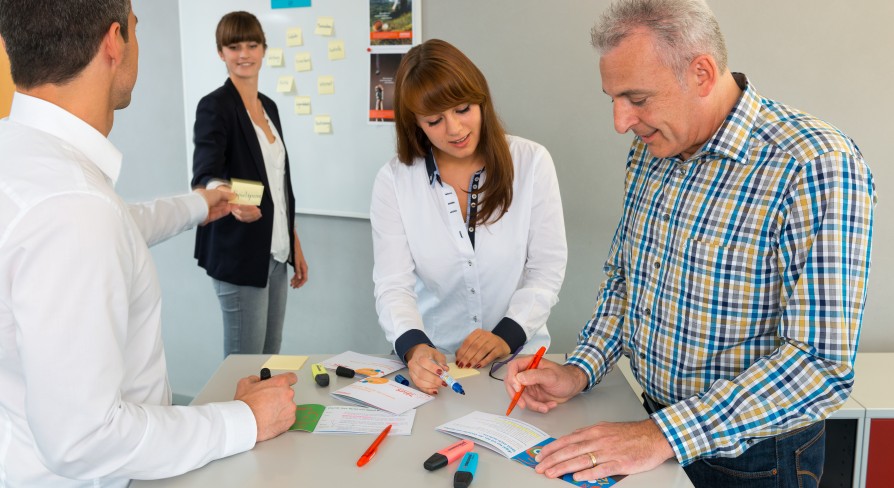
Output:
[314, 115, 332, 134]
[286, 27, 303, 47]
[266, 48, 284, 67]
[314, 17, 334, 36]
[327, 40, 345, 61]
[317, 75, 334, 95]
[294, 52, 312, 72]
[276, 76, 295, 93]
[262, 355, 309, 371]
[446, 363, 481, 379]
[229, 178, 264, 206]
[294, 96, 312, 115]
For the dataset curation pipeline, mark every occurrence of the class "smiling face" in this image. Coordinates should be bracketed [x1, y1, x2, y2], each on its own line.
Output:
[415, 103, 482, 163]
[599, 29, 706, 159]
[218, 40, 265, 80]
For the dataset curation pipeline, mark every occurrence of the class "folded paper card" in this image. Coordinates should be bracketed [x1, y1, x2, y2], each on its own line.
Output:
[229, 178, 264, 206]
[290, 404, 415, 435]
[331, 377, 433, 415]
[436, 411, 622, 487]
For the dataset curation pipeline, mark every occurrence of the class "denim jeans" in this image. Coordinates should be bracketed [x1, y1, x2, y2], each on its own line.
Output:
[213, 256, 288, 356]
[643, 395, 826, 488]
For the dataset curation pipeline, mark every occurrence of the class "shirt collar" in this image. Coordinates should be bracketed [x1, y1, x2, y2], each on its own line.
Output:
[692, 73, 761, 165]
[424, 147, 442, 186]
[8, 92, 123, 184]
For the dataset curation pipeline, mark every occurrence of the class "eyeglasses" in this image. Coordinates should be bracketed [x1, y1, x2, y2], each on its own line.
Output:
[488, 346, 523, 381]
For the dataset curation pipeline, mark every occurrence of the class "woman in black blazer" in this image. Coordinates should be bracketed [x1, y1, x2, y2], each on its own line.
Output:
[192, 11, 308, 356]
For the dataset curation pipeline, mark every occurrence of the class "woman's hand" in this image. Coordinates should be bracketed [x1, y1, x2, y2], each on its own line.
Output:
[404, 344, 448, 395]
[455, 329, 510, 369]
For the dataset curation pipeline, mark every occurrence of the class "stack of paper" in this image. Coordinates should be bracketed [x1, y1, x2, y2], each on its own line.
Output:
[331, 377, 433, 415]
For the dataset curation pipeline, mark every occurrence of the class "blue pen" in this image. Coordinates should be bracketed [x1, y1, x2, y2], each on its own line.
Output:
[394, 374, 410, 386]
[432, 360, 465, 395]
[454, 452, 478, 488]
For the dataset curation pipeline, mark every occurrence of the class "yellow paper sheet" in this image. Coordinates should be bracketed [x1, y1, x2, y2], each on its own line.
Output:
[314, 17, 334, 36]
[286, 27, 303, 47]
[229, 178, 264, 206]
[294, 52, 312, 72]
[317, 75, 334, 95]
[314, 115, 332, 134]
[294, 96, 312, 115]
[327, 40, 345, 61]
[276, 76, 295, 93]
[446, 363, 481, 379]
[263, 355, 309, 371]
[266, 48, 284, 67]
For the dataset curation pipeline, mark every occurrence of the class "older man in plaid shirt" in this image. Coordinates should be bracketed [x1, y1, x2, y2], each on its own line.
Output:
[502, 1, 875, 487]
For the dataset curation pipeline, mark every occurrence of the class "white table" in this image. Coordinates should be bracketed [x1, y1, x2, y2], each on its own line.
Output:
[132, 354, 693, 487]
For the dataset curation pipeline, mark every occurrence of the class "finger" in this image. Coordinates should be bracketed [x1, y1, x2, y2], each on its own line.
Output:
[575, 460, 622, 483]
[478, 346, 505, 369]
[542, 451, 599, 479]
[461, 336, 489, 369]
[454, 331, 480, 367]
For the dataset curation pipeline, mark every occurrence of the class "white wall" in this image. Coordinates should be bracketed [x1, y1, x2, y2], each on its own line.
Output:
[114, 0, 893, 400]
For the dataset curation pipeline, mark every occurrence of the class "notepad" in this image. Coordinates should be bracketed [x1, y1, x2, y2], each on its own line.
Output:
[446, 363, 480, 379]
[262, 355, 308, 371]
[331, 377, 433, 415]
[437, 411, 622, 487]
[229, 178, 264, 206]
[290, 404, 415, 435]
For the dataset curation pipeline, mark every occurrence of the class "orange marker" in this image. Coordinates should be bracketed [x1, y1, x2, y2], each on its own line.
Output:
[357, 424, 392, 467]
[505, 346, 547, 415]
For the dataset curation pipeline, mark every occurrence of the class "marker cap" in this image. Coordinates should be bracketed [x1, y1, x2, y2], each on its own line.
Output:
[336, 366, 355, 378]
[423, 439, 474, 471]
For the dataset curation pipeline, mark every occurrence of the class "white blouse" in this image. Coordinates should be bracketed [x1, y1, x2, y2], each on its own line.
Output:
[371, 135, 568, 358]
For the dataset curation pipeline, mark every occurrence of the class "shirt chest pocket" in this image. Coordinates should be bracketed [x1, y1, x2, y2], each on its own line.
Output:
[677, 238, 779, 344]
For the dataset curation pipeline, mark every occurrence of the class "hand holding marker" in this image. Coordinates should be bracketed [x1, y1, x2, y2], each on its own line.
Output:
[432, 359, 465, 395]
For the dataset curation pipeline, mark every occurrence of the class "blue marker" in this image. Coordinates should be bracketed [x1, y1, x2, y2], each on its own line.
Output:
[394, 374, 410, 386]
[454, 452, 478, 488]
[432, 360, 465, 395]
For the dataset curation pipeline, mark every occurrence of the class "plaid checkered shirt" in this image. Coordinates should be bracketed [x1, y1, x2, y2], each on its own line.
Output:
[567, 74, 875, 465]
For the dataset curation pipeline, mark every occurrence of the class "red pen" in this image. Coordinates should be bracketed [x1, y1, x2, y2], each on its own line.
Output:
[357, 424, 392, 467]
[506, 346, 547, 415]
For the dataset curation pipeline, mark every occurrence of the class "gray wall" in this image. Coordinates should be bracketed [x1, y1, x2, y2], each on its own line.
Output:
[115, 0, 893, 400]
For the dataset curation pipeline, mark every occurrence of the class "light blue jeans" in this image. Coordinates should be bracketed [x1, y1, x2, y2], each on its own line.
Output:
[213, 256, 288, 357]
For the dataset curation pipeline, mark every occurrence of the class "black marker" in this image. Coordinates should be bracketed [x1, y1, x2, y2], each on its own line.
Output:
[259, 367, 271, 380]
[335, 366, 355, 378]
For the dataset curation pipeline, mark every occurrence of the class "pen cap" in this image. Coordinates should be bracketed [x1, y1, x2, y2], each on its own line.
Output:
[311, 364, 329, 387]
[454, 452, 478, 488]
[336, 366, 355, 378]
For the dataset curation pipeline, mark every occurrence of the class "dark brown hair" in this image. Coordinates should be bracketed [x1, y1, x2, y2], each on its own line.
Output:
[393, 39, 513, 225]
[215, 11, 267, 52]
[0, 0, 130, 89]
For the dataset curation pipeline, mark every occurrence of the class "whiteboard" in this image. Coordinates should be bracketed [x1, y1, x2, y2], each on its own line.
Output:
[179, 0, 421, 218]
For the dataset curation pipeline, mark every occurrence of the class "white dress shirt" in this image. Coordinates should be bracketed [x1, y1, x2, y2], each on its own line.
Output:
[371, 135, 567, 358]
[0, 94, 256, 487]
[250, 110, 290, 263]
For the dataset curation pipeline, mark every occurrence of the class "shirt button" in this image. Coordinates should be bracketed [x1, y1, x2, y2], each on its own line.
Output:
[471, 202, 477, 208]
[644, 308, 652, 317]
[471, 288, 476, 294]
[663, 214, 670, 222]
[639, 352, 647, 359]
[467, 260, 473, 267]
[473, 316, 478, 323]
[676, 168, 685, 177]
[654, 261, 661, 269]
[471, 194, 477, 200]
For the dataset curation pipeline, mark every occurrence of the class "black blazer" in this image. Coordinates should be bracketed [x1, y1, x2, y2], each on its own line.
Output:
[192, 78, 296, 287]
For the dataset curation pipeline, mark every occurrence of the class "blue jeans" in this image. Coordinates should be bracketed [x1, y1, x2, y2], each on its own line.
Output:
[213, 256, 288, 356]
[643, 395, 826, 488]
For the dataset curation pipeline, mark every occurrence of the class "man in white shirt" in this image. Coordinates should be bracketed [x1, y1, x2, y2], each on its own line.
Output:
[0, 1, 298, 486]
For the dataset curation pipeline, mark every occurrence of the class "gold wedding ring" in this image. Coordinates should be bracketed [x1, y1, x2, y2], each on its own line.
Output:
[587, 451, 598, 468]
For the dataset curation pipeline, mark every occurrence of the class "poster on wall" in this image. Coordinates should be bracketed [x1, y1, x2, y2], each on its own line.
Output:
[368, 52, 403, 123]
[272, 0, 312, 8]
[369, 0, 413, 46]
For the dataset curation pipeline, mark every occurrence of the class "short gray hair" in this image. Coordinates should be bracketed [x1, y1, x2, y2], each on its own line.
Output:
[591, 0, 727, 83]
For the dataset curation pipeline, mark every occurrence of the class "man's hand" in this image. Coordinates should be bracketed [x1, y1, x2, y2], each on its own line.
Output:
[234, 372, 297, 442]
[194, 188, 234, 225]
[455, 329, 510, 369]
[503, 358, 587, 413]
[533, 419, 676, 481]
[405, 344, 447, 395]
